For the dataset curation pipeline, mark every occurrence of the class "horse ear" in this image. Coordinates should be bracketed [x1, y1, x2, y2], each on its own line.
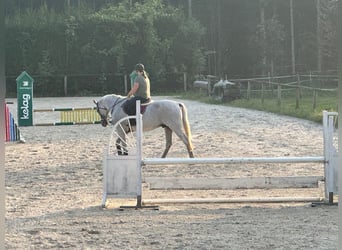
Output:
[93, 100, 97, 105]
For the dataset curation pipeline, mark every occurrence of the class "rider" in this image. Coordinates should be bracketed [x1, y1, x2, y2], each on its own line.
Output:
[123, 63, 151, 119]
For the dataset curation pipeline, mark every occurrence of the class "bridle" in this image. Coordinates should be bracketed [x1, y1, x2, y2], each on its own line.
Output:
[96, 105, 108, 126]
[95, 96, 126, 127]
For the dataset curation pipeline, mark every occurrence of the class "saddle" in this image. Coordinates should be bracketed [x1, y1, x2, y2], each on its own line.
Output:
[139, 100, 152, 114]
[122, 99, 153, 126]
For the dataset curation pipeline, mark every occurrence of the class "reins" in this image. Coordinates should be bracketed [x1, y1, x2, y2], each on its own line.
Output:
[109, 96, 126, 114]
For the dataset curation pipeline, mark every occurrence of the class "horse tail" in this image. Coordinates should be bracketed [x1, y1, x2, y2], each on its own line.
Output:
[179, 103, 193, 151]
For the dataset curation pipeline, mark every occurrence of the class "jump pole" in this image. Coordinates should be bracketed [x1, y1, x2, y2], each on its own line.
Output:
[33, 107, 101, 126]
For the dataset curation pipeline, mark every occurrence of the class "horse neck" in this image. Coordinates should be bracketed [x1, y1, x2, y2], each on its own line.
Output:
[105, 94, 124, 110]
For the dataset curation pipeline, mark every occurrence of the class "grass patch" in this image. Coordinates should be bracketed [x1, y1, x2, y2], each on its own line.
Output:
[179, 91, 337, 123]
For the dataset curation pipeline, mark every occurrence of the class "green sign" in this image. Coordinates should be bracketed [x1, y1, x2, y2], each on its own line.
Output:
[16, 71, 34, 126]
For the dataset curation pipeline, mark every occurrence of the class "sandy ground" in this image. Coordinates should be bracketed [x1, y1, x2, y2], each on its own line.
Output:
[5, 96, 338, 249]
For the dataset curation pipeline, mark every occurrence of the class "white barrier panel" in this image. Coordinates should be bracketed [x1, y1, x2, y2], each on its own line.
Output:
[145, 176, 324, 190]
[102, 106, 141, 208]
[143, 156, 325, 165]
[102, 155, 138, 201]
[143, 197, 324, 205]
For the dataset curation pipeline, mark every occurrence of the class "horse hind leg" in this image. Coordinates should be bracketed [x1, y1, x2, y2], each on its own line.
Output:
[178, 103, 194, 158]
[185, 136, 194, 158]
[161, 127, 173, 158]
[174, 130, 194, 158]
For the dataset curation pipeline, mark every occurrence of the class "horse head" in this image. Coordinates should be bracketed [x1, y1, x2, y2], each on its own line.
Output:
[94, 94, 127, 127]
[93, 99, 109, 127]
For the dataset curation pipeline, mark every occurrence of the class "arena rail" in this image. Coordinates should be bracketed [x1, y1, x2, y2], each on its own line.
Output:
[102, 104, 338, 208]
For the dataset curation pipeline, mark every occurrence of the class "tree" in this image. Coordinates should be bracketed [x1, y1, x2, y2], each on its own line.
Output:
[317, 0, 338, 72]
[4, 0, 339, 97]
[254, 16, 285, 76]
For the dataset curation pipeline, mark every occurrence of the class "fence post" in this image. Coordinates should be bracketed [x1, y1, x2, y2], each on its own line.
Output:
[277, 83, 281, 107]
[261, 82, 265, 104]
[312, 89, 317, 110]
[268, 72, 273, 96]
[124, 74, 128, 94]
[183, 72, 187, 92]
[207, 78, 211, 96]
[247, 81, 251, 100]
[297, 74, 302, 98]
[295, 74, 301, 109]
[64, 75, 68, 96]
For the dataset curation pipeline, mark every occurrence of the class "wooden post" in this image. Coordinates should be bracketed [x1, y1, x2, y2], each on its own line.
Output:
[312, 89, 317, 110]
[297, 74, 302, 98]
[64, 75, 68, 96]
[268, 72, 273, 96]
[261, 82, 265, 104]
[207, 78, 211, 96]
[183, 72, 187, 92]
[247, 81, 251, 100]
[295, 74, 301, 109]
[296, 87, 300, 109]
[277, 83, 281, 107]
[124, 74, 128, 94]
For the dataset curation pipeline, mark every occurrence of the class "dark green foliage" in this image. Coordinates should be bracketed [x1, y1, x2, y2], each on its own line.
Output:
[4, 0, 338, 97]
[5, 0, 206, 96]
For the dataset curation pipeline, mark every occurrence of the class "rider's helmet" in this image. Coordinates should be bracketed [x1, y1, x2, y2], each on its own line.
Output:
[135, 63, 145, 72]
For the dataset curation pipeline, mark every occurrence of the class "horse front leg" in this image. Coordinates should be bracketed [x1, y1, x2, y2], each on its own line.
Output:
[115, 138, 124, 155]
[116, 131, 128, 156]
[161, 127, 172, 158]
[121, 133, 128, 155]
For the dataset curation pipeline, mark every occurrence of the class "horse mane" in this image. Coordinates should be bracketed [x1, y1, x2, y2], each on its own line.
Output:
[107, 94, 126, 99]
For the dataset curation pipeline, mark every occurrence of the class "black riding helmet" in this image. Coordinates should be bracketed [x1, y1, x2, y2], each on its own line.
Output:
[135, 63, 145, 72]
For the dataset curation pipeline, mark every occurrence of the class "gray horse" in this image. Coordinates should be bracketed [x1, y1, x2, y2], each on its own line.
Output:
[94, 94, 194, 158]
